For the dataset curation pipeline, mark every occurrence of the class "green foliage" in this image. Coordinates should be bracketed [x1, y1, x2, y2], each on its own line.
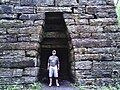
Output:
[4, 82, 42, 90]
[115, 0, 120, 26]
[5, 85, 20, 90]
[29, 82, 42, 90]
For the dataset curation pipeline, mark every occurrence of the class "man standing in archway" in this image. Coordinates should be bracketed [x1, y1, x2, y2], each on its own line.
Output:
[47, 50, 60, 87]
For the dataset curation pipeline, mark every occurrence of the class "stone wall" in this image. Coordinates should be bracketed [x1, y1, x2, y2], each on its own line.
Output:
[67, 0, 120, 85]
[0, 0, 120, 85]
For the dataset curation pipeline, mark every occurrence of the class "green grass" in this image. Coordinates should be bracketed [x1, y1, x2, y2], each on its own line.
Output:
[71, 83, 120, 90]
[115, 0, 120, 26]
[3, 82, 42, 90]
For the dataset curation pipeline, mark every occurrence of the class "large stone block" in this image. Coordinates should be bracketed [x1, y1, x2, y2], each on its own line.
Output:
[30, 34, 41, 42]
[13, 6, 35, 14]
[0, 28, 6, 34]
[93, 61, 113, 70]
[0, 20, 24, 28]
[37, 7, 72, 13]
[0, 5, 13, 14]
[35, 0, 54, 6]
[75, 19, 89, 25]
[76, 25, 104, 33]
[104, 25, 119, 32]
[0, 68, 23, 77]
[74, 54, 100, 61]
[72, 39, 112, 48]
[23, 67, 39, 76]
[75, 70, 93, 79]
[20, 0, 35, 6]
[19, 13, 45, 20]
[0, 42, 39, 50]
[0, 14, 17, 19]
[74, 61, 92, 70]
[25, 50, 38, 57]
[90, 18, 117, 26]
[0, 57, 36, 68]
[100, 54, 113, 61]
[10, 0, 20, 5]
[56, 0, 78, 6]
[92, 70, 112, 78]
[87, 47, 117, 54]
[18, 34, 30, 42]
[22, 76, 37, 83]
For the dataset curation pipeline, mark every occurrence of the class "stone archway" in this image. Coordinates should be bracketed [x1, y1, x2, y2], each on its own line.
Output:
[38, 12, 73, 83]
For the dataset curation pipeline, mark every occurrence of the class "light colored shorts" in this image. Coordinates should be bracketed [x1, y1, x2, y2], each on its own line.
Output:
[49, 65, 58, 78]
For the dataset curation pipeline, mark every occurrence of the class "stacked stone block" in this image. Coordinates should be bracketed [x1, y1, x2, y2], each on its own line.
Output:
[0, 0, 119, 85]
[65, 0, 120, 84]
[0, 0, 45, 85]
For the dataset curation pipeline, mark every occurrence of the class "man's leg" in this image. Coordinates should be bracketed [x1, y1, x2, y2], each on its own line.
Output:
[49, 66, 53, 86]
[54, 66, 59, 86]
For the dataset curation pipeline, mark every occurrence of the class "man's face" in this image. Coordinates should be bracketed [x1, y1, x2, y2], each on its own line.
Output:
[52, 52, 56, 55]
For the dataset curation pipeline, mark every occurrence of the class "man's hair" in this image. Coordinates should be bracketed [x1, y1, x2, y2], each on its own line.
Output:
[52, 50, 56, 53]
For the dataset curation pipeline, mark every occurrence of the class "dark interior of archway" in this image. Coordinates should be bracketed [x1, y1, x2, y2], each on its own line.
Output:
[38, 12, 72, 83]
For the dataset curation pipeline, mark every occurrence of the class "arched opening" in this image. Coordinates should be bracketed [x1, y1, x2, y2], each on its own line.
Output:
[38, 12, 73, 83]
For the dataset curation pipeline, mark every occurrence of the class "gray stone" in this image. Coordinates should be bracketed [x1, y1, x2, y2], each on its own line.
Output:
[74, 61, 92, 70]
[90, 18, 118, 26]
[23, 67, 39, 76]
[65, 19, 74, 25]
[34, 20, 44, 26]
[0, 57, 36, 68]
[0, 42, 39, 50]
[22, 76, 37, 83]
[37, 7, 72, 13]
[75, 19, 89, 25]
[26, 50, 38, 57]
[0, 5, 13, 14]
[13, 6, 34, 14]
[0, 28, 6, 34]
[93, 61, 113, 70]
[74, 54, 100, 61]
[19, 13, 45, 20]
[30, 34, 41, 42]
[0, 14, 17, 19]
[20, 0, 35, 6]
[0, 20, 24, 28]
[10, 0, 20, 5]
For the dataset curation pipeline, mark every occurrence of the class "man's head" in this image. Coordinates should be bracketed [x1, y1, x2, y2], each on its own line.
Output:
[52, 50, 56, 55]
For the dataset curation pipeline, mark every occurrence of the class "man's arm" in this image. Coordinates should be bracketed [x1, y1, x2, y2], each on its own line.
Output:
[57, 57, 60, 70]
[47, 63, 50, 70]
[47, 57, 50, 70]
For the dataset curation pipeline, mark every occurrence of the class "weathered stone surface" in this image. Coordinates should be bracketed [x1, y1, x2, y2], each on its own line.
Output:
[13, 6, 34, 14]
[37, 7, 72, 13]
[74, 61, 92, 70]
[0, 68, 23, 77]
[76, 25, 104, 33]
[75, 19, 89, 25]
[18, 34, 30, 42]
[0, 42, 39, 50]
[56, 0, 78, 6]
[30, 34, 41, 42]
[0, 5, 13, 14]
[7, 26, 42, 34]
[0, 28, 6, 34]
[0, 57, 36, 68]
[26, 50, 38, 57]
[22, 76, 37, 83]
[93, 70, 112, 78]
[0, 14, 17, 19]
[72, 39, 112, 48]
[19, 13, 45, 20]
[65, 19, 74, 25]
[20, 0, 35, 6]
[90, 18, 118, 26]
[74, 54, 100, 61]
[93, 61, 113, 70]
[0, 20, 24, 28]
[23, 67, 39, 76]
[34, 20, 44, 26]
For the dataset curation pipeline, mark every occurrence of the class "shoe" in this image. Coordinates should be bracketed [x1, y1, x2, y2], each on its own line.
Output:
[49, 83, 52, 87]
[56, 83, 60, 87]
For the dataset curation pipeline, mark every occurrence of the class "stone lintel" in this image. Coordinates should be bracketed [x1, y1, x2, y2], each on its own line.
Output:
[37, 7, 72, 13]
